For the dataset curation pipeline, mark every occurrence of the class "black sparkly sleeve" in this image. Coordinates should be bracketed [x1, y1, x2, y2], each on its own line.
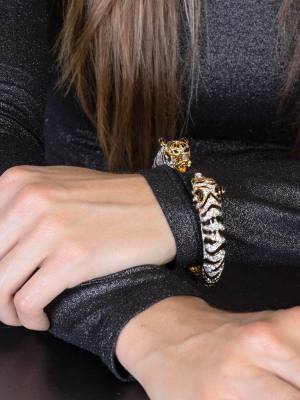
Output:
[138, 166, 203, 271]
[0, 2, 206, 382]
[44, 163, 206, 381]
[0, 0, 47, 174]
[45, 140, 300, 381]
[138, 139, 300, 277]
[46, 265, 203, 382]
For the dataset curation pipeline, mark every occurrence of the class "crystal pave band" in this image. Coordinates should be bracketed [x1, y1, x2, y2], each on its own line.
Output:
[190, 173, 226, 286]
[153, 138, 226, 286]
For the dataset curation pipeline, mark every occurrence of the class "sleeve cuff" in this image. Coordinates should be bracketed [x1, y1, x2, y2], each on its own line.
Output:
[46, 264, 203, 381]
[137, 165, 202, 271]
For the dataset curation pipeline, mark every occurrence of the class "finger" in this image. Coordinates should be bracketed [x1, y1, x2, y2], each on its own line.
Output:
[0, 210, 25, 261]
[246, 372, 300, 400]
[14, 261, 71, 331]
[271, 357, 300, 392]
[0, 232, 51, 326]
[0, 190, 39, 260]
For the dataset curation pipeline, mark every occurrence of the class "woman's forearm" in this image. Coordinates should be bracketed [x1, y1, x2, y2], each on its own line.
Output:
[46, 265, 204, 381]
[0, 166, 176, 329]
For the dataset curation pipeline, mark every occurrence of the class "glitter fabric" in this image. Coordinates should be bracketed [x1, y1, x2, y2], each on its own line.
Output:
[46, 265, 203, 381]
[0, 0, 47, 174]
[1, 0, 300, 383]
[138, 166, 203, 270]
[187, 0, 296, 143]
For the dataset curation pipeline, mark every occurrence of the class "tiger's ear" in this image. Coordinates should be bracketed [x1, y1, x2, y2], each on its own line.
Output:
[158, 138, 167, 147]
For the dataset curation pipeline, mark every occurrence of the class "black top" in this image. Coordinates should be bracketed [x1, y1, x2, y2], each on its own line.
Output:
[44, 0, 296, 167]
[1, 0, 300, 381]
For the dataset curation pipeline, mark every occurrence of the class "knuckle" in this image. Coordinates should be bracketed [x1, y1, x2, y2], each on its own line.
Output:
[0, 166, 30, 188]
[14, 292, 35, 315]
[18, 183, 48, 204]
[240, 321, 277, 349]
[56, 242, 89, 265]
[14, 184, 54, 215]
[36, 214, 62, 233]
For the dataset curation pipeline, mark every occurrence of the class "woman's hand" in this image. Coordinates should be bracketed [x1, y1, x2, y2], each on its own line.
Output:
[116, 296, 300, 400]
[0, 165, 176, 330]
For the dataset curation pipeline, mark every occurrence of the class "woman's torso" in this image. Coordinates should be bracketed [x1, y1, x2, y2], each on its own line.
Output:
[44, 0, 296, 169]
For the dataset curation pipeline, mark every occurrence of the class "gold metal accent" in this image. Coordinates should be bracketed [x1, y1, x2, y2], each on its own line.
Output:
[192, 174, 225, 206]
[189, 265, 201, 276]
[217, 186, 226, 197]
[153, 138, 192, 172]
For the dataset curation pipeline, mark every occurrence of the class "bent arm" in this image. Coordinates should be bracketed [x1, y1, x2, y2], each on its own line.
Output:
[0, 1, 204, 381]
[46, 139, 300, 381]
[46, 265, 203, 381]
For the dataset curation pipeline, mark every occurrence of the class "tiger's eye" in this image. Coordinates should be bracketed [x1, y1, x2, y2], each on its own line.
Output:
[216, 186, 225, 197]
[195, 189, 203, 201]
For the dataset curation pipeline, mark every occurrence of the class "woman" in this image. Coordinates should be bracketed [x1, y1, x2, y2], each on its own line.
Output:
[1, 0, 300, 398]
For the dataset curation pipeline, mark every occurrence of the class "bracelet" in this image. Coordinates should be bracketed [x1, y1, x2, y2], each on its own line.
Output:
[190, 173, 225, 286]
[153, 138, 226, 286]
[152, 138, 192, 172]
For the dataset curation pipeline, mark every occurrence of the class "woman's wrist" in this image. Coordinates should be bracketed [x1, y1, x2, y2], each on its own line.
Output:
[137, 167, 202, 270]
[115, 295, 214, 383]
[116, 296, 300, 400]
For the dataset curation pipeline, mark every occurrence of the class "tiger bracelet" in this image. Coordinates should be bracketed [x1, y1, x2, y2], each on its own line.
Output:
[153, 137, 226, 286]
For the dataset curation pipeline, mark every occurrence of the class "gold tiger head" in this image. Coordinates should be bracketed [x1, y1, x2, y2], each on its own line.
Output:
[159, 138, 192, 172]
[192, 174, 225, 206]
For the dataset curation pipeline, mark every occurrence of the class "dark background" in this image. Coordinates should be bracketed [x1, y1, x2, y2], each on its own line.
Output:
[0, 322, 149, 400]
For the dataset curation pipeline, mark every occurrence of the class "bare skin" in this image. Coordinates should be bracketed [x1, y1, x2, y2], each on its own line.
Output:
[0, 165, 176, 330]
[116, 296, 300, 400]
